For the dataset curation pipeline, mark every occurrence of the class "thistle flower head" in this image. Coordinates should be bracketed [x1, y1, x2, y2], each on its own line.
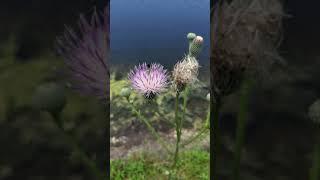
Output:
[56, 7, 109, 103]
[172, 56, 199, 91]
[211, 0, 285, 97]
[128, 63, 169, 99]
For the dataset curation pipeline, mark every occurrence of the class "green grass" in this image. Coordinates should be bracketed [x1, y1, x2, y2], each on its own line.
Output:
[111, 149, 209, 180]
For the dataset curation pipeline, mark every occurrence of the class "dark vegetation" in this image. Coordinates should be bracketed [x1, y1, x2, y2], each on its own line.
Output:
[212, 0, 320, 179]
[0, 1, 108, 179]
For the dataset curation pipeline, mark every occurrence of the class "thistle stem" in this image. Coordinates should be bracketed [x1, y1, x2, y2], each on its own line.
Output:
[212, 95, 221, 180]
[181, 104, 210, 148]
[51, 112, 105, 180]
[310, 130, 320, 180]
[232, 80, 251, 180]
[182, 87, 189, 128]
[127, 99, 172, 154]
[181, 128, 209, 148]
[169, 92, 182, 180]
[205, 103, 210, 128]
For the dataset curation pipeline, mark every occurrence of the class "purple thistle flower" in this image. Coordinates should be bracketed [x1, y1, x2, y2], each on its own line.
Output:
[128, 63, 169, 99]
[56, 7, 109, 102]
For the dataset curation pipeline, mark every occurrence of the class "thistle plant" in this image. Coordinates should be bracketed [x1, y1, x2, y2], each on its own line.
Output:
[211, 0, 285, 179]
[54, 6, 109, 180]
[121, 32, 209, 179]
[173, 35, 203, 92]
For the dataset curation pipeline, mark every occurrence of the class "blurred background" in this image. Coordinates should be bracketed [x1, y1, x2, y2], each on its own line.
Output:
[0, 0, 108, 179]
[213, 0, 320, 179]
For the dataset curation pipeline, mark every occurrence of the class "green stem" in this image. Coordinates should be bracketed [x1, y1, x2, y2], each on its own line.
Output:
[310, 130, 320, 180]
[51, 112, 105, 180]
[169, 92, 183, 180]
[181, 128, 209, 148]
[181, 87, 189, 131]
[232, 80, 251, 180]
[205, 104, 210, 128]
[181, 104, 210, 148]
[127, 99, 172, 154]
[212, 95, 221, 180]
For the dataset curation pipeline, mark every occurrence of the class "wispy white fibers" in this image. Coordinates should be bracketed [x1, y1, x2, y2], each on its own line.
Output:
[56, 7, 109, 103]
[128, 63, 169, 99]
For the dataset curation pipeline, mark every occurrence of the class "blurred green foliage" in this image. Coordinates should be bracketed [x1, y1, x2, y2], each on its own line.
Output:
[0, 48, 107, 179]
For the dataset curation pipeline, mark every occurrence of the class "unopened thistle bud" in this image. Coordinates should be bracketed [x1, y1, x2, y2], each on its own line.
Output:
[31, 82, 66, 117]
[187, 32, 197, 46]
[120, 87, 131, 98]
[189, 36, 203, 58]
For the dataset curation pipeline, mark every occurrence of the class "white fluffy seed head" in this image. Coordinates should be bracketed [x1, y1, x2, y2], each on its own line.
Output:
[206, 93, 210, 101]
[309, 99, 320, 124]
[172, 56, 199, 91]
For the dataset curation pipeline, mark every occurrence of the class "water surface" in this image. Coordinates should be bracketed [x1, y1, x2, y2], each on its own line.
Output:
[111, 0, 210, 68]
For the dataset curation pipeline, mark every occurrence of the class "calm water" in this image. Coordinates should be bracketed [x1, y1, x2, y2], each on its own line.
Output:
[110, 0, 210, 68]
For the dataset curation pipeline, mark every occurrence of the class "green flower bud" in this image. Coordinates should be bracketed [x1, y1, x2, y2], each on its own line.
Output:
[187, 32, 197, 45]
[189, 36, 203, 58]
[120, 87, 131, 98]
[31, 82, 66, 117]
